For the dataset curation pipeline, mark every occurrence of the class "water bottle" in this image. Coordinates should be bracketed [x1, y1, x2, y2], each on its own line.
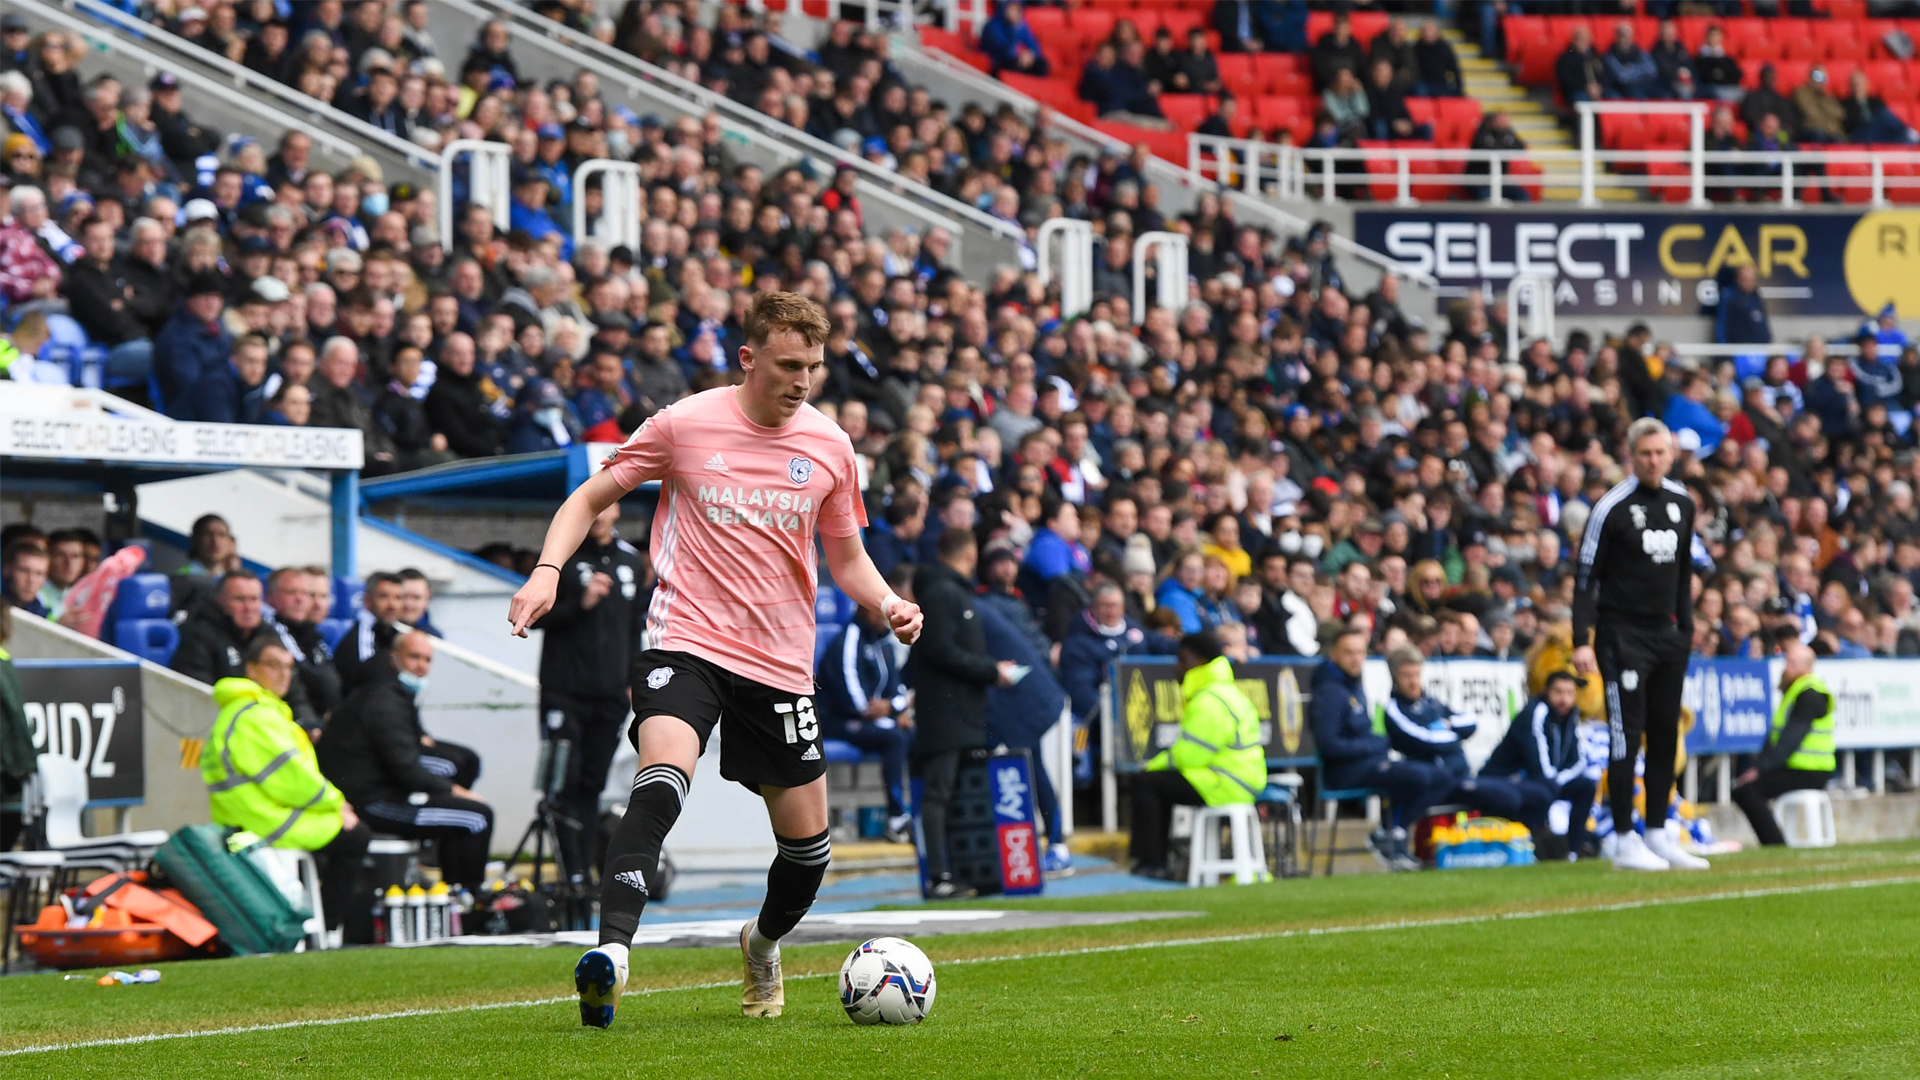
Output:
[427, 881, 450, 940]
[449, 886, 470, 937]
[406, 884, 428, 942]
[383, 886, 408, 944]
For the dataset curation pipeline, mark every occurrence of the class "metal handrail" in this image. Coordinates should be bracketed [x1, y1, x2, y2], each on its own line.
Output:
[893, 32, 1440, 288]
[17, 0, 370, 167]
[474, 0, 1024, 246]
[1192, 133, 1920, 208]
[57, 0, 439, 171]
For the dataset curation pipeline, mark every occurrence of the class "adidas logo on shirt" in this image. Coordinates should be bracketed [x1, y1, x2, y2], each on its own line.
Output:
[800, 744, 821, 762]
[612, 870, 649, 895]
[704, 453, 729, 473]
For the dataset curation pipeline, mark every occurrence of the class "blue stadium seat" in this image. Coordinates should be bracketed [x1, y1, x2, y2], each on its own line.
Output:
[820, 739, 865, 765]
[113, 573, 172, 619]
[813, 586, 856, 625]
[114, 619, 179, 667]
[814, 623, 843, 669]
[330, 577, 364, 620]
[317, 618, 353, 650]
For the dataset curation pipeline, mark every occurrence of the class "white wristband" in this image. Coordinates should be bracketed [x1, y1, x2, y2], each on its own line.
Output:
[880, 593, 902, 618]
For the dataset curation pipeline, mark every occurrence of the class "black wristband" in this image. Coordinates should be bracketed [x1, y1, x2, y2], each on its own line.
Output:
[534, 562, 561, 574]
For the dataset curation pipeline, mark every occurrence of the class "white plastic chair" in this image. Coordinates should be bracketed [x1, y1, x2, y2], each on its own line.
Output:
[35, 754, 170, 866]
[248, 845, 329, 951]
[1773, 789, 1837, 848]
[1188, 803, 1269, 886]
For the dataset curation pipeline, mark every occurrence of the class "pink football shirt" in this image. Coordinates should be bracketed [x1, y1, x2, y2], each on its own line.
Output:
[601, 387, 867, 693]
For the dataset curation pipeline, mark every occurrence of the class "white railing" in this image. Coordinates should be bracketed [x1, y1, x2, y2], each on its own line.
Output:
[1036, 217, 1094, 319]
[743, 0, 988, 34]
[56, 0, 440, 171]
[573, 159, 642, 252]
[1191, 133, 1920, 208]
[437, 140, 511, 252]
[1132, 231, 1189, 325]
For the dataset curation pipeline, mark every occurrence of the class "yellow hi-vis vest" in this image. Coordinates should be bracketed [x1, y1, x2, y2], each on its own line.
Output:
[202, 678, 344, 849]
[1771, 673, 1837, 773]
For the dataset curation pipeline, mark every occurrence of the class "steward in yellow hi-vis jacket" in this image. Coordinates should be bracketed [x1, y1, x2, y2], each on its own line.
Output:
[1129, 630, 1265, 877]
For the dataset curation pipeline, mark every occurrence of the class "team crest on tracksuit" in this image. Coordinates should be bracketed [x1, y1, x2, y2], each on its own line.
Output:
[789, 457, 814, 485]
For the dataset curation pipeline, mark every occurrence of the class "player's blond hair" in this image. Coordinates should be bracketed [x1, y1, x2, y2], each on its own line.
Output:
[743, 291, 831, 347]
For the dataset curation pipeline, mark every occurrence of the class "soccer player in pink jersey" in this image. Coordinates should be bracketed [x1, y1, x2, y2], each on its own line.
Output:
[508, 293, 922, 1028]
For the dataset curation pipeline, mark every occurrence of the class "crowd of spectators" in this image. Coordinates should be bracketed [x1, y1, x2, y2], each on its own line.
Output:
[6, 0, 1920, 705]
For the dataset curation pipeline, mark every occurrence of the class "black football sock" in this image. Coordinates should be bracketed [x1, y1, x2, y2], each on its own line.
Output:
[755, 829, 832, 943]
[597, 763, 688, 949]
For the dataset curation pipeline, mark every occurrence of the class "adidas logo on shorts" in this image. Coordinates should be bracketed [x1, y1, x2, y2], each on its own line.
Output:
[612, 870, 649, 895]
[800, 744, 821, 761]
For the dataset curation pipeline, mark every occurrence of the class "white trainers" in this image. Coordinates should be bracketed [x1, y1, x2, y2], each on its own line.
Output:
[1612, 831, 1670, 872]
[740, 921, 785, 1017]
[1645, 827, 1711, 870]
[575, 946, 629, 1028]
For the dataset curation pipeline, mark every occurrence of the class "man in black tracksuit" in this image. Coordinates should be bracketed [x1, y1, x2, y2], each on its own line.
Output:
[907, 528, 1016, 899]
[1573, 419, 1704, 871]
[1483, 671, 1598, 858]
[317, 630, 495, 891]
[335, 571, 403, 698]
[531, 503, 646, 884]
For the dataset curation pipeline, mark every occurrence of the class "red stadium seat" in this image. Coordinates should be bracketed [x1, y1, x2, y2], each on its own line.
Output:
[1774, 60, 1813, 91]
[1437, 97, 1482, 145]
[1306, 10, 1389, 48]
[1517, 39, 1558, 87]
[1780, 32, 1823, 62]
[1159, 94, 1214, 132]
[1217, 54, 1265, 97]
[1022, 6, 1069, 39]
[1721, 18, 1768, 59]
[1827, 59, 1861, 90]
[1119, 10, 1162, 41]
[1405, 98, 1437, 127]
[1250, 94, 1307, 130]
[1676, 17, 1713, 54]
[1647, 162, 1691, 203]
[1503, 15, 1545, 65]
[1160, 9, 1207, 41]
[1268, 71, 1313, 97]
[1073, 8, 1115, 46]
[1509, 159, 1544, 202]
[1866, 60, 1911, 98]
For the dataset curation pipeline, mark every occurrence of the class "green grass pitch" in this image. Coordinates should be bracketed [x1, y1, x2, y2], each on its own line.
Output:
[5, 843, 1919, 1079]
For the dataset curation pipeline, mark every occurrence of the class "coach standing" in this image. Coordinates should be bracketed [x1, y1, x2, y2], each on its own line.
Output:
[1573, 418, 1710, 872]
[532, 501, 646, 886]
[908, 528, 1017, 899]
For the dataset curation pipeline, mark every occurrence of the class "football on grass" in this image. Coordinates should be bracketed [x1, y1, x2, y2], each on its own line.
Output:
[838, 937, 936, 1025]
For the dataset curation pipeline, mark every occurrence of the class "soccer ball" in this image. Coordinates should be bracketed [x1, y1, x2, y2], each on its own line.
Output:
[838, 937, 936, 1025]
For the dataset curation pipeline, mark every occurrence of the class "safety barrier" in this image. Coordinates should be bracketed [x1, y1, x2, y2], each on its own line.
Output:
[1097, 654, 1920, 833]
[573, 159, 643, 253]
[436, 140, 512, 253]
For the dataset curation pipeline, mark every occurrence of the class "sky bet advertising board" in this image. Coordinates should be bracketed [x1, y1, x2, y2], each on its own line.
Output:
[1351, 209, 1920, 318]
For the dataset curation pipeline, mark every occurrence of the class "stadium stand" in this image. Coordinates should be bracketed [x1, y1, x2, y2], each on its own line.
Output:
[8, 0, 1920, 894]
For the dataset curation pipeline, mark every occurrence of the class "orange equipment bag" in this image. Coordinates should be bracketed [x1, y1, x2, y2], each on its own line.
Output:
[15, 872, 219, 969]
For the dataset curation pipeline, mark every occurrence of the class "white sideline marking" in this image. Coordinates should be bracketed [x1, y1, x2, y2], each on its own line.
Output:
[7, 873, 1917, 1057]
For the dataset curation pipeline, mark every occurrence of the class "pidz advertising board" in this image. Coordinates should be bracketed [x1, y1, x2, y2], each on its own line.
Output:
[1351, 208, 1920, 318]
[15, 659, 144, 805]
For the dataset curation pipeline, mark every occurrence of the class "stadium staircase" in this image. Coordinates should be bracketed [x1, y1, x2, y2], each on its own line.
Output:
[1445, 25, 1634, 203]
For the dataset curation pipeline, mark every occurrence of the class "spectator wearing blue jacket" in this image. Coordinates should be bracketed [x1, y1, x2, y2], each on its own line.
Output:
[1601, 24, 1663, 100]
[1663, 371, 1726, 455]
[1059, 583, 1175, 726]
[1213, 0, 1302, 54]
[173, 333, 269, 424]
[1714, 265, 1771, 346]
[1078, 41, 1163, 121]
[1849, 329, 1910, 437]
[978, 2, 1049, 77]
[1308, 630, 1455, 871]
[1481, 673, 1599, 858]
[1863, 302, 1909, 352]
[1023, 496, 1091, 587]
[864, 491, 925, 581]
[154, 271, 233, 412]
[507, 170, 571, 262]
[818, 606, 914, 842]
[974, 592, 1072, 871]
[1154, 550, 1207, 634]
[1804, 358, 1861, 440]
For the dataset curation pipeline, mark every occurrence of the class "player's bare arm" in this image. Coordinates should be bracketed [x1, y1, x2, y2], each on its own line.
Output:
[822, 531, 923, 645]
[509, 469, 629, 636]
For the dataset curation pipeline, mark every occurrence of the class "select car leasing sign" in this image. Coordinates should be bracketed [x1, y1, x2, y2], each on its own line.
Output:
[0, 411, 364, 470]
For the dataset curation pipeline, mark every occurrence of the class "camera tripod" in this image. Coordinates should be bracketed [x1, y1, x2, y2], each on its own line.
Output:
[503, 738, 594, 931]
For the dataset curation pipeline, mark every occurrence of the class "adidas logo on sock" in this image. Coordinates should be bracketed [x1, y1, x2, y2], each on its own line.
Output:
[703, 453, 729, 473]
[612, 870, 649, 895]
[800, 744, 821, 761]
